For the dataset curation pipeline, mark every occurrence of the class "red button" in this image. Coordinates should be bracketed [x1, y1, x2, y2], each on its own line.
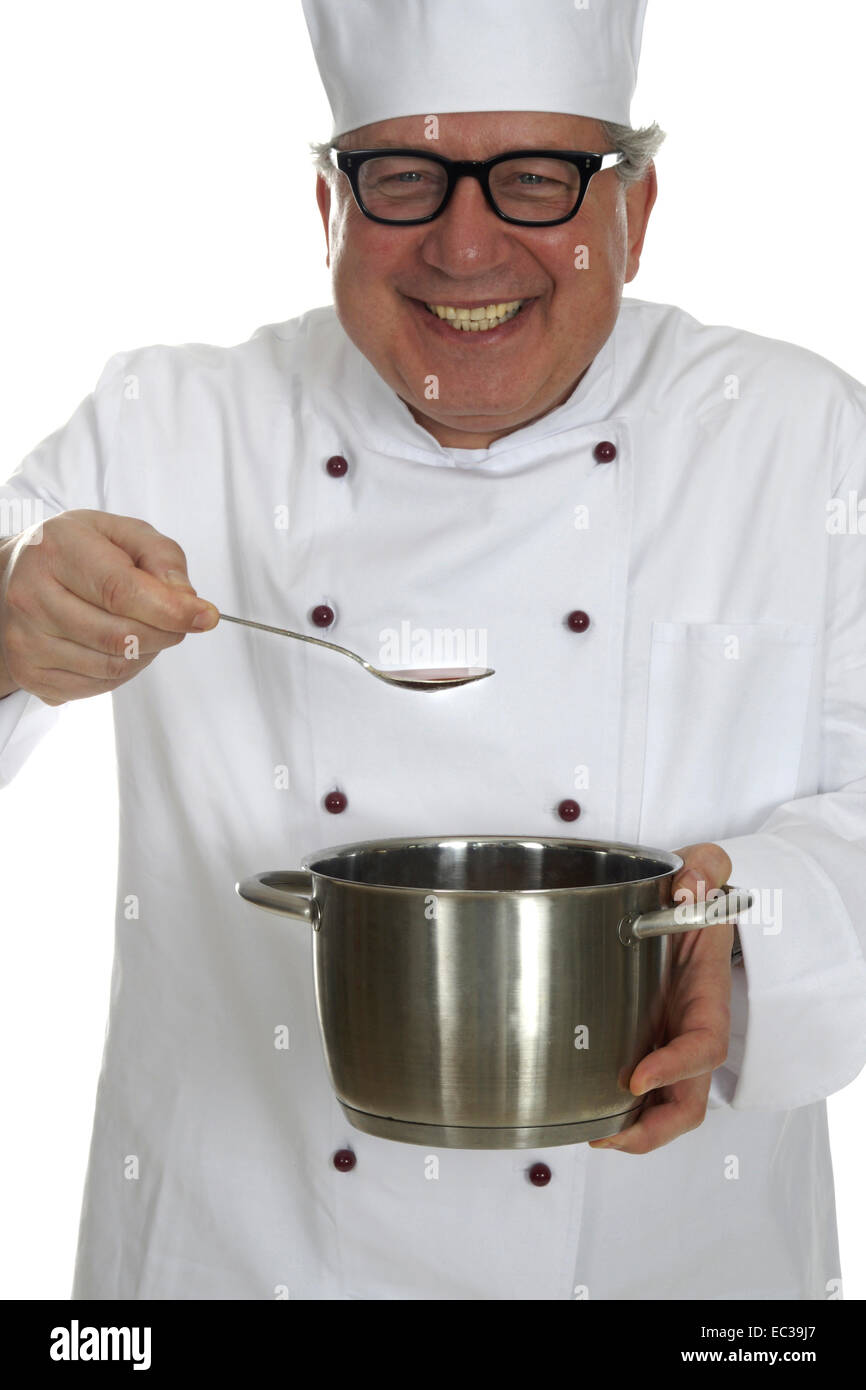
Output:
[312, 604, 335, 627]
[333, 1149, 356, 1172]
[567, 610, 590, 632]
[557, 799, 581, 822]
[326, 455, 349, 477]
[528, 1162, 552, 1187]
[593, 441, 617, 464]
[324, 790, 348, 814]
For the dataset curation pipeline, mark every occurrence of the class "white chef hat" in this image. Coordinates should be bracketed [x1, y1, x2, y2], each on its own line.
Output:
[301, 0, 648, 139]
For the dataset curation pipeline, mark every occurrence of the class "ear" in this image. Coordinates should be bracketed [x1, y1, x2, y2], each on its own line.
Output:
[315, 174, 332, 269]
[624, 162, 658, 283]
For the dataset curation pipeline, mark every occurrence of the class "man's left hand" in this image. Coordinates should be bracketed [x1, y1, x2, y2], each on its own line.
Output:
[588, 841, 734, 1155]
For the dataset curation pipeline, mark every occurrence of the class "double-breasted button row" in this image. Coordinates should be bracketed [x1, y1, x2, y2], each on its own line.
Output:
[327, 792, 578, 823]
[317, 444, 610, 824]
[312, 604, 591, 635]
[324, 443, 616, 475]
[326, 791, 579, 825]
[332, 1150, 554, 1185]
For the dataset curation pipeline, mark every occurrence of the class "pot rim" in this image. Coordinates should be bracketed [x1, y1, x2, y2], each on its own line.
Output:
[297, 833, 684, 896]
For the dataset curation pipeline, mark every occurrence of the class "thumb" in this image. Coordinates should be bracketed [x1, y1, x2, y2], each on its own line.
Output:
[161, 568, 198, 595]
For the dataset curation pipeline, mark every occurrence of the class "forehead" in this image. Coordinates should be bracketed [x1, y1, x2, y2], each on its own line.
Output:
[337, 110, 607, 154]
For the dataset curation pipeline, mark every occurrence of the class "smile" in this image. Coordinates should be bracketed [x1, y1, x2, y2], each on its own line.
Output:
[424, 300, 525, 331]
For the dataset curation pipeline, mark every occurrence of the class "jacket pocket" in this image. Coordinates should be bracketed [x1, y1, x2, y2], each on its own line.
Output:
[637, 620, 818, 848]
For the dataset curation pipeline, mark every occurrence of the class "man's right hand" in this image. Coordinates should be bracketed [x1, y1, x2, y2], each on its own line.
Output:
[0, 509, 219, 706]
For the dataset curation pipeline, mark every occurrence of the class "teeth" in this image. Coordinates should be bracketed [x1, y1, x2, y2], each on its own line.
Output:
[425, 299, 525, 331]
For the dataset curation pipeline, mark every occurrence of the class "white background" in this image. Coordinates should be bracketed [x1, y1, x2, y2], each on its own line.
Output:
[1, 0, 864, 1299]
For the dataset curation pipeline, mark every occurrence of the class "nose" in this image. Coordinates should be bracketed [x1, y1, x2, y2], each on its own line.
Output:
[419, 175, 516, 273]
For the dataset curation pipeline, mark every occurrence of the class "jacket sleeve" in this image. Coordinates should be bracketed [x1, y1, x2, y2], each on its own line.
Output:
[0, 351, 130, 786]
[713, 390, 866, 1111]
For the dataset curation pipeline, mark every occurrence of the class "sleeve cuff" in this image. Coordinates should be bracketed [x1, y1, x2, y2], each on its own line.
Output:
[710, 829, 866, 1110]
[0, 688, 61, 787]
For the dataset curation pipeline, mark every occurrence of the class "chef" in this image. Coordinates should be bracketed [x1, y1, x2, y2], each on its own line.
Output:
[1, 0, 865, 1300]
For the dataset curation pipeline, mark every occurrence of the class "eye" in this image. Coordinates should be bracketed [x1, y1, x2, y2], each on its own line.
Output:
[388, 170, 426, 184]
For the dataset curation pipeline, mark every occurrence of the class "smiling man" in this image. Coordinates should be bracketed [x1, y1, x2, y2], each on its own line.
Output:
[0, 0, 865, 1303]
[315, 109, 654, 447]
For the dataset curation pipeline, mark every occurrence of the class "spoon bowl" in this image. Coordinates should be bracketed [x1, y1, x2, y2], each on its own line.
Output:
[216, 614, 494, 690]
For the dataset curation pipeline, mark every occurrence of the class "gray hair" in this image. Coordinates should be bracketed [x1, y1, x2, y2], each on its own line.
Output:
[309, 118, 665, 190]
[598, 118, 665, 186]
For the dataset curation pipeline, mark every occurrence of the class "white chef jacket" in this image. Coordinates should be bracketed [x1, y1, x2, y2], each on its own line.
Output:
[2, 296, 865, 1301]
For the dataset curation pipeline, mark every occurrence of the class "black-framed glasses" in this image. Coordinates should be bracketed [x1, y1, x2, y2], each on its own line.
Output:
[331, 147, 625, 227]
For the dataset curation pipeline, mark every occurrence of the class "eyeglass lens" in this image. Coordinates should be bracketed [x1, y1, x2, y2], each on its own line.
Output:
[356, 155, 583, 222]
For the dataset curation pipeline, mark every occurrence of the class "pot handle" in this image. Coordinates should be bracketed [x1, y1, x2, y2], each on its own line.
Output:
[618, 883, 753, 946]
[235, 870, 320, 930]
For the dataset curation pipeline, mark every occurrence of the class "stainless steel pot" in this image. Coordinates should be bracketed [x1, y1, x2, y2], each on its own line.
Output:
[237, 836, 751, 1149]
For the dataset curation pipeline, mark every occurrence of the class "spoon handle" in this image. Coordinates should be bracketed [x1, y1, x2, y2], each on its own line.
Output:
[216, 612, 372, 671]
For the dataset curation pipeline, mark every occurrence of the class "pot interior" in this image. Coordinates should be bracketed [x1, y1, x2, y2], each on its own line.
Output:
[305, 837, 676, 893]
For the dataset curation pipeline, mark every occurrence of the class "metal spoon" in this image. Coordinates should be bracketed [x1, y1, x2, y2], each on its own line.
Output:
[216, 613, 494, 691]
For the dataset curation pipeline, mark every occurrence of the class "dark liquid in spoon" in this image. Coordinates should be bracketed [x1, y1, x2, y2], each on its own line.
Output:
[389, 667, 478, 682]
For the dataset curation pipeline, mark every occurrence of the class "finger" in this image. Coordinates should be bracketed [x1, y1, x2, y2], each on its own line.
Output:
[18, 631, 160, 702]
[33, 664, 157, 705]
[41, 518, 217, 633]
[671, 842, 733, 900]
[16, 576, 188, 657]
[629, 1023, 728, 1095]
[28, 630, 161, 685]
[589, 1076, 711, 1154]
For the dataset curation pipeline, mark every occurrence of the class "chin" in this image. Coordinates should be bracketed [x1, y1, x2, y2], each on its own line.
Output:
[412, 400, 533, 430]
